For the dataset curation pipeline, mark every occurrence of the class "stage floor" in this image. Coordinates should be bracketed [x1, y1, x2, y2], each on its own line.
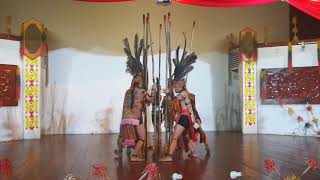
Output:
[0, 132, 319, 180]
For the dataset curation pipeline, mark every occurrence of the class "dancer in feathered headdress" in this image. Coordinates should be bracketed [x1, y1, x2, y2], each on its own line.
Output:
[160, 33, 207, 161]
[114, 34, 157, 161]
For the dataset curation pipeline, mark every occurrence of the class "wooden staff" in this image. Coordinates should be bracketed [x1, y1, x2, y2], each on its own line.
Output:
[164, 15, 168, 89]
[190, 20, 196, 52]
[167, 12, 173, 142]
[157, 24, 162, 159]
[147, 13, 159, 159]
[142, 13, 149, 160]
[147, 13, 155, 84]
[159, 24, 162, 83]
[163, 14, 170, 151]
[186, 21, 195, 82]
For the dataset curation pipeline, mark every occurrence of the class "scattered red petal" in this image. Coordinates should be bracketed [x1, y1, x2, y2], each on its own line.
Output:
[0, 159, 12, 176]
[92, 164, 107, 177]
[145, 163, 159, 178]
[297, 116, 304, 123]
[306, 105, 312, 112]
[265, 159, 276, 174]
[307, 160, 318, 170]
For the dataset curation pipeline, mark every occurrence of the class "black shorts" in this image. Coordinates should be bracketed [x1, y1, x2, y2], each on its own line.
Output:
[177, 115, 190, 129]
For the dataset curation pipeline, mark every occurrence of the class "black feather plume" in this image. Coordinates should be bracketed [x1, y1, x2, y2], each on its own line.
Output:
[172, 52, 197, 81]
[173, 46, 180, 66]
[134, 34, 138, 59]
[123, 34, 144, 76]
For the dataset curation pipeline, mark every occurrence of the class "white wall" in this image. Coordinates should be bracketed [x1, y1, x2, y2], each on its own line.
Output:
[42, 48, 228, 134]
[0, 0, 290, 135]
[257, 44, 320, 136]
[0, 39, 24, 141]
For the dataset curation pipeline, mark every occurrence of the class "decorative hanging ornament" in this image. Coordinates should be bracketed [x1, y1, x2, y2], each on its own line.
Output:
[297, 116, 304, 123]
[306, 105, 312, 112]
[278, 99, 286, 108]
[287, 107, 295, 116]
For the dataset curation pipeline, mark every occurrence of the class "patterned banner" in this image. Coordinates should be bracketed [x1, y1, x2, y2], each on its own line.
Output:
[243, 61, 256, 125]
[24, 56, 40, 130]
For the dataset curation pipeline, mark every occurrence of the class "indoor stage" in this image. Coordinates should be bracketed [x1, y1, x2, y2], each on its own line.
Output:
[1, 1, 320, 180]
[0, 132, 319, 180]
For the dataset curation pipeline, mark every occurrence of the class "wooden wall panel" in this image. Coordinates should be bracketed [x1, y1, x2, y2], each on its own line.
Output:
[0, 64, 18, 106]
[290, 6, 320, 40]
[261, 66, 320, 104]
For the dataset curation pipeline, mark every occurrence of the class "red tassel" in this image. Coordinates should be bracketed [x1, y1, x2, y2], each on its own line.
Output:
[260, 88, 266, 101]
[253, 51, 258, 63]
[201, 131, 207, 144]
[16, 67, 20, 101]
[20, 45, 24, 60]
[239, 52, 244, 64]
[278, 99, 286, 108]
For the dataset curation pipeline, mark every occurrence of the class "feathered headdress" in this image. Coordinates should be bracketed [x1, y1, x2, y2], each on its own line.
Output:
[123, 34, 144, 76]
[172, 33, 197, 83]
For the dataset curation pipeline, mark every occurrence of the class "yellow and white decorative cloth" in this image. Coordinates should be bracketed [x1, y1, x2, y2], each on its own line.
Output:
[24, 56, 40, 130]
[243, 61, 256, 125]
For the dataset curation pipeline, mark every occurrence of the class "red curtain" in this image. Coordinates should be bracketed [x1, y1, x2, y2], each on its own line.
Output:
[287, 0, 320, 20]
[76, 0, 133, 2]
[75, 0, 320, 20]
[172, 0, 278, 7]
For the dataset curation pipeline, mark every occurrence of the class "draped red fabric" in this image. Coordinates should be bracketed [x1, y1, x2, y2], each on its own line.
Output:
[75, 0, 320, 21]
[173, 0, 278, 7]
[76, 0, 133, 2]
[287, 0, 320, 20]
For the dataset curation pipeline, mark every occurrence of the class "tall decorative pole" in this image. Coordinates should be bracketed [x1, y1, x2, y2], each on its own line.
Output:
[239, 27, 258, 134]
[142, 13, 149, 160]
[21, 18, 47, 139]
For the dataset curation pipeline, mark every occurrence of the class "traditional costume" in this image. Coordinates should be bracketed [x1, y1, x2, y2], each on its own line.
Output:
[160, 39, 209, 161]
[115, 34, 156, 157]
[187, 93, 209, 152]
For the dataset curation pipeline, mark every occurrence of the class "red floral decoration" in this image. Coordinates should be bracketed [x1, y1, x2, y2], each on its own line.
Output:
[264, 160, 276, 174]
[145, 163, 159, 178]
[0, 159, 12, 176]
[278, 99, 286, 108]
[92, 164, 107, 177]
[307, 160, 319, 170]
[265, 158, 320, 179]
[297, 116, 304, 123]
[306, 105, 312, 112]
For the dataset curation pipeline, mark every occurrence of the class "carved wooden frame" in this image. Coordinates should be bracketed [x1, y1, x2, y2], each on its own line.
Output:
[261, 66, 320, 104]
[0, 64, 18, 106]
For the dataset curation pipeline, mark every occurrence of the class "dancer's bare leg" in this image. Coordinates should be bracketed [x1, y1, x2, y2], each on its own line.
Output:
[187, 139, 197, 157]
[130, 124, 146, 161]
[114, 136, 123, 157]
[160, 124, 185, 162]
